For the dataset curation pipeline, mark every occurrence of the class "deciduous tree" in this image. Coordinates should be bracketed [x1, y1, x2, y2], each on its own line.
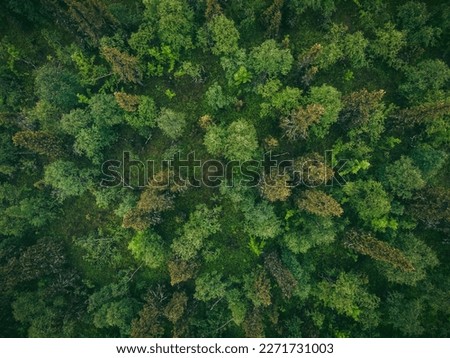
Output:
[264, 252, 297, 299]
[259, 173, 292, 202]
[194, 271, 228, 302]
[101, 46, 143, 84]
[13, 130, 65, 158]
[128, 230, 166, 269]
[343, 180, 392, 230]
[250, 40, 293, 79]
[168, 258, 199, 285]
[164, 291, 188, 324]
[204, 15, 240, 56]
[156, 108, 186, 139]
[344, 230, 414, 272]
[243, 269, 272, 307]
[385, 156, 425, 199]
[171, 205, 221, 261]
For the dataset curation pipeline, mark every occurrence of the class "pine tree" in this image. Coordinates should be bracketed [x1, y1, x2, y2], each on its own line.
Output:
[264, 252, 297, 298]
[344, 230, 414, 272]
[101, 46, 143, 84]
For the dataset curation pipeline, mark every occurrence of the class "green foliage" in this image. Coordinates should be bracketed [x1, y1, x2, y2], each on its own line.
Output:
[60, 94, 124, 163]
[204, 14, 240, 56]
[203, 125, 226, 156]
[343, 180, 392, 231]
[74, 125, 116, 164]
[258, 82, 302, 118]
[385, 156, 425, 199]
[281, 104, 325, 140]
[243, 202, 281, 240]
[284, 215, 337, 254]
[316, 272, 380, 324]
[164, 291, 188, 324]
[147, 45, 177, 76]
[71, 49, 108, 86]
[12, 291, 77, 337]
[148, 0, 194, 54]
[171, 205, 221, 261]
[224, 119, 258, 161]
[411, 144, 447, 180]
[377, 235, 438, 286]
[250, 40, 293, 78]
[343, 31, 369, 68]
[288, 0, 337, 17]
[194, 271, 228, 302]
[90, 94, 124, 126]
[341, 89, 387, 143]
[1, 0, 449, 339]
[124, 96, 158, 134]
[128, 230, 166, 269]
[156, 108, 186, 139]
[88, 279, 137, 335]
[129, 23, 155, 58]
[74, 228, 127, 269]
[174, 61, 203, 82]
[233, 66, 252, 86]
[306, 85, 342, 138]
[400, 60, 450, 103]
[397, 1, 441, 48]
[0, 185, 56, 236]
[35, 64, 81, 112]
[370, 23, 407, 69]
[386, 291, 425, 336]
[205, 82, 234, 112]
[44, 160, 93, 200]
[226, 289, 247, 325]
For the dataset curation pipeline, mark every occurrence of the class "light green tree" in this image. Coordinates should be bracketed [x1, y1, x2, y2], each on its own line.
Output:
[306, 85, 342, 138]
[154, 0, 194, 53]
[316, 272, 380, 323]
[250, 40, 293, 78]
[370, 23, 407, 69]
[203, 125, 226, 156]
[224, 119, 258, 161]
[35, 64, 81, 112]
[128, 230, 166, 269]
[343, 180, 392, 231]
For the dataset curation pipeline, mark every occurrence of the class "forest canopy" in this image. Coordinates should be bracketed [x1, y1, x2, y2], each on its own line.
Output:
[0, 0, 449, 338]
